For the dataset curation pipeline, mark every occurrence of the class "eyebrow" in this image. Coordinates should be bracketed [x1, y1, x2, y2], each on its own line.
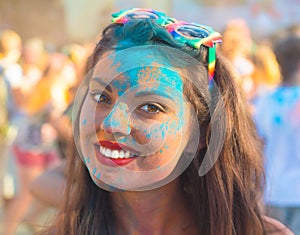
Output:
[135, 89, 174, 100]
[91, 77, 112, 92]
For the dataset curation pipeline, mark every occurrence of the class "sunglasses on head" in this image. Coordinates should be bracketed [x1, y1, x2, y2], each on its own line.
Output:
[111, 8, 222, 86]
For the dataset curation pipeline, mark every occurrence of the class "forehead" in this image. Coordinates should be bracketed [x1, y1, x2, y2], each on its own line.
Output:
[92, 47, 185, 88]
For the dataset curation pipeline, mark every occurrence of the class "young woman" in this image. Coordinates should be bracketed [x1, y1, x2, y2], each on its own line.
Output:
[40, 8, 293, 235]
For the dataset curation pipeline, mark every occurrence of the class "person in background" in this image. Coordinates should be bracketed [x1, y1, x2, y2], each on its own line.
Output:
[0, 29, 25, 235]
[0, 30, 17, 200]
[251, 42, 281, 99]
[29, 45, 92, 213]
[0, 66, 8, 152]
[221, 19, 256, 101]
[19, 37, 48, 96]
[38, 8, 292, 235]
[61, 43, 92, 85]
[246, 42, 282, 114]
[2, 37, 63, 235]
[0, 63, 16, 202]
[253, 33, 300, 234]
[30, 161, 66, 208]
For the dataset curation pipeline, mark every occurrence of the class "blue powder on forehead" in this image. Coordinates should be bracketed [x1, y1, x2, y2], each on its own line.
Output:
[98, 44, 189, 132]
[108, 64, 186, 130]
[112, 66, 184, 96]
[112, 48, 173, 72]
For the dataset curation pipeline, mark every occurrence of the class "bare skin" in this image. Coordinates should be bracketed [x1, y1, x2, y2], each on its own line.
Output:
[264, 216, 294, 235]
[30, 161, 66, 208]
[3, 165, 44, 235]
[111, 178, 199, 235]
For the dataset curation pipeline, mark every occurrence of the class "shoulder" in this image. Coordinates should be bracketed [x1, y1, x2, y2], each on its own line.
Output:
[263, 216, 294, 235]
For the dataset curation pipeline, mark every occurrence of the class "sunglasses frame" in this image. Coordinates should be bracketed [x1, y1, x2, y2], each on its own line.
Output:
[111, 8, 222, 85]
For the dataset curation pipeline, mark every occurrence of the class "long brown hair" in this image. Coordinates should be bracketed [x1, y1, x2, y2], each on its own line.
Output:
[40, 19, 270, 235]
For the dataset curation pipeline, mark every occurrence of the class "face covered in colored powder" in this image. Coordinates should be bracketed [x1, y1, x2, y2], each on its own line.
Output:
[75, 46, 200, 191]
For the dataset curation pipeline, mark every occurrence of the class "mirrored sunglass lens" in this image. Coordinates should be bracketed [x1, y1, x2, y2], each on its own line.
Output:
[127, 12, 159, 20]
[176, 25, 209, 39]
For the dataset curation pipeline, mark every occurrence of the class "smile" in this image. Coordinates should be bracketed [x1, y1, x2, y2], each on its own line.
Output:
[94, 140, 139, 166]
[99, 146, 134, 159]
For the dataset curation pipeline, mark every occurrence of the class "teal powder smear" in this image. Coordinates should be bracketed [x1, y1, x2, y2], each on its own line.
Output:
[102, 102, 131, 134]
[101, 48, 189, 157]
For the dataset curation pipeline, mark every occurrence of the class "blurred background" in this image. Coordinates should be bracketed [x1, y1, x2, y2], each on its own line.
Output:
[0, 0, 300, 234]
[1, 0, 299, 45]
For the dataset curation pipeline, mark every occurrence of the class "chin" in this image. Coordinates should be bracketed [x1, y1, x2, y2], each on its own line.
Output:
[90, 167, 175, 192]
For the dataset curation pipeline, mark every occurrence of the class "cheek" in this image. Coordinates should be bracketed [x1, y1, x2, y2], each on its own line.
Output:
[79, 97, 109, 134]
[132, 118, 183, 153]
[78, 99, 95, 153]
[79, 99, 95, 133]
[132, 118, 168, 145]
[161, 120, 183, 152]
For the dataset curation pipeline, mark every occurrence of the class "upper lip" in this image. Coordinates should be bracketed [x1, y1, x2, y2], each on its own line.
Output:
[98, 140, 140, 155]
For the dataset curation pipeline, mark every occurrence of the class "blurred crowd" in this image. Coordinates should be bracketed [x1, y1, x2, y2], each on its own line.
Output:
[221, 20, 300, 235]
[0, 30, 92, 234]
[0, 19, 300, 234]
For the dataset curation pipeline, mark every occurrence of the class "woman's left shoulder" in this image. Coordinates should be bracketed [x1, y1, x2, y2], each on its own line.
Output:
[263, 216, 294, 235]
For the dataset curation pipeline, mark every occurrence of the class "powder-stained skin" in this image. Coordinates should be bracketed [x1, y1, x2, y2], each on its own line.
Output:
[77, 48, 197, 191]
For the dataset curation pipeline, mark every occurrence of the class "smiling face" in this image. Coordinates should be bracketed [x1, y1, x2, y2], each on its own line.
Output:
[76, 47, 199, 191]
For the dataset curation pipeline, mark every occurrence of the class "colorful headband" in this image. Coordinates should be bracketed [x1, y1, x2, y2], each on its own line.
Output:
[112, 8, 222, 88]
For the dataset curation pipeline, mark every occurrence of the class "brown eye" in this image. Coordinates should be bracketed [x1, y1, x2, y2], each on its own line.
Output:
[140, 103, 164, 114]
[91, 93, 111, 104]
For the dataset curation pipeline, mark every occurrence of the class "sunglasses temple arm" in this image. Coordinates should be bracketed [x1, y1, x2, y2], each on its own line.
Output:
[208, 46, 216, 89]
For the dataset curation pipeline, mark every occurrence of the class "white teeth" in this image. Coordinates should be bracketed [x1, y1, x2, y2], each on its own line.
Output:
[106, 149, 111, 157]
[99, 145, 134, 159]
[119, 150, 125, 158]
[111, 150, 119, 159]
[100, 146, 105, 155]
[124, 151, 130, 158]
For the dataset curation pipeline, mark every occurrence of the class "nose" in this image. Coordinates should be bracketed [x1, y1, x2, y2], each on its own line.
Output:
[101, 102, 131, 135]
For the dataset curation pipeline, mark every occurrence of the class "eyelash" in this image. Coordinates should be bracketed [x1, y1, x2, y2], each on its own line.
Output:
[90, 92, 166, 114]
[139, 103, 165, 114]
[90, 92, 111, 105]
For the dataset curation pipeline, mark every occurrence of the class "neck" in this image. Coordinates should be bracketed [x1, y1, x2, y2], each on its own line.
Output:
[111, 178, 197, 235]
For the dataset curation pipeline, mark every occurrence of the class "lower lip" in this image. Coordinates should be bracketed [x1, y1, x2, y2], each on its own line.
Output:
[94, 145, 137, 166]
